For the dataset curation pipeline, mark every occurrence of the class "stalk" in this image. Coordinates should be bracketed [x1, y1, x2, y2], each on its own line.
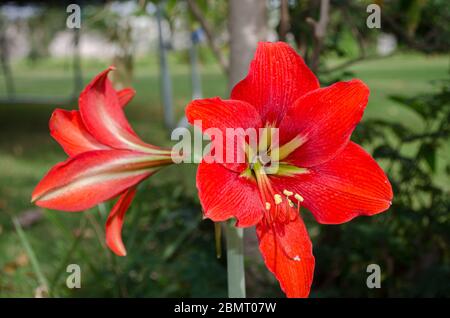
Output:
[225, 221, 246, 298]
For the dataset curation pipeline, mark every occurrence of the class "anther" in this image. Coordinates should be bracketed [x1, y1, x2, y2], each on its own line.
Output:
[283, 189, 293, 196]
[294, 193, 304, 202]
[287, 199, 294, 207]
[274, 194, 282, 205]
[265, 202, 271, 210]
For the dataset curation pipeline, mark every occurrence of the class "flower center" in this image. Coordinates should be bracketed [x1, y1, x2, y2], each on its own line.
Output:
[240, 127, 308, 222]
[242, 126, 308, 177]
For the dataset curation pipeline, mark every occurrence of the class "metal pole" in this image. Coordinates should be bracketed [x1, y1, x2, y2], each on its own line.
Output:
[72, 27, 83, 98]
[189, 30, 202, 100]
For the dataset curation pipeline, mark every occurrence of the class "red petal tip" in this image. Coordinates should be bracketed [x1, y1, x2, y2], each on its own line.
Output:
[105, 188, 137, 257]
[113, 247, 127, 257]
[93, 66, 115, 83]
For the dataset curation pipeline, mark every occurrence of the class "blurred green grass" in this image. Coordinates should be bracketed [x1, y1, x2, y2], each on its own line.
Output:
[0, 52, 448, 297]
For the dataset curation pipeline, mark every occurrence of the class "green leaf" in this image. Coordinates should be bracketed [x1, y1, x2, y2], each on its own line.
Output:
[417, 143, 436, 172]
[389, 95, 428, 119]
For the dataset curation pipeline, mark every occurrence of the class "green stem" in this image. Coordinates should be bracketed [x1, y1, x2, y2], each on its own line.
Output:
[13, 217, 51, 296]
[225, 221, 246, 298]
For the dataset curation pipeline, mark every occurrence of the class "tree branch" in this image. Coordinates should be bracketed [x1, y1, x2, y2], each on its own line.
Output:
[320, 53, 395, 74]
[319, 5, 396, 75]
[278, 0, 290, 41]
[381, 13, 430, 52]
[306, 0, 330, 72]
[340, 6, 366, 58]
[186, 0, 229, 75]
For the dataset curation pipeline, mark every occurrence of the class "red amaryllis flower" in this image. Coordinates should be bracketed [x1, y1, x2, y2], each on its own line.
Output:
[32, 67, 177, 256]
[186, 42, 393, 297]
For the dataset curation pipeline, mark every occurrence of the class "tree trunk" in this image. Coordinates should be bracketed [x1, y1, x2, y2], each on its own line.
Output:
[0, 20, 15, 99]
[307, 0, 330, 72]
[278, 0, 291, 41]
[228, 0, 267, 90]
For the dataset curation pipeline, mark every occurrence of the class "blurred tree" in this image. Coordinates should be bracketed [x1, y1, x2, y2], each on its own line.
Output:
[285, 0, 449, 71]
[382, 0, 450, 53]
[85, 1, 148, 88]
[0, 16, 15, 98]
[186, 0, 229, 74]
[27, 7, 65, 63]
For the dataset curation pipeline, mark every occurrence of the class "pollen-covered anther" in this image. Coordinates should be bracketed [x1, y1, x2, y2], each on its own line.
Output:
[265, 202, 271, 210]
[274, 194, 282, 205]
[293, 255, 301, 261]
[287, 199, 294, 207]
[294, 193, 304, 202]
[283, 189, 293, 197]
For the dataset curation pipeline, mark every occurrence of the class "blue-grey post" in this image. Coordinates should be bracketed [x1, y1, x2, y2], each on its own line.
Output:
[72, 27, 83, 98]
[190, 29, 203, 100]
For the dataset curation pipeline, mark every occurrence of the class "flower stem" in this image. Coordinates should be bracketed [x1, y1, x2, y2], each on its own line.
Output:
[214, 222, 222, 259]
[13, 217, 51, 297]
[225, 221, 246, 298]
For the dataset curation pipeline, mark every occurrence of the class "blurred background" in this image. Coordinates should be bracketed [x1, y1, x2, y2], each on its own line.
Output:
[0, 0, 448, 297]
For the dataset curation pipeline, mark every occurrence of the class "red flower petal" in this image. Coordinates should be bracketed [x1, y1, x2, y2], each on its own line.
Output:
[272, 142, 393, 224]
[196, 162, 264, 227]
[50, 109, 110, 156]
[186, 97, 262, 172]
[31, 150, 156, 211]
[256, 215, 315, 298]
[117, 88, 136, 108]
[105, 187, 137, 256]
[271, 211, 309, 261]
[231, 42, 319, 124]
[186, 97, 262, 132]
[79, 67, 155, 153]
[279, 80, 369, 167]
[50, 89, 137, 157]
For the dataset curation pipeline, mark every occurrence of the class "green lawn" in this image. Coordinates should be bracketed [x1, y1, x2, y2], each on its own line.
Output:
[342, 54, 449, 127]
[0, 52, 448, 297]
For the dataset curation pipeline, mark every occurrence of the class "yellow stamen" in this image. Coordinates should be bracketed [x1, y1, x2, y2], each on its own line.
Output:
[287, 198, 294, 207]
[294, 193, 304, 202]
[265, 202, 271, 210]
[283, 189, 293, 196]
[274, 194, 282, 205]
